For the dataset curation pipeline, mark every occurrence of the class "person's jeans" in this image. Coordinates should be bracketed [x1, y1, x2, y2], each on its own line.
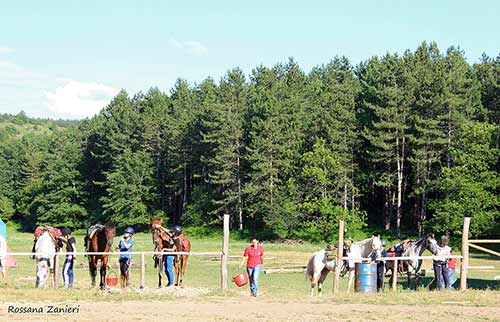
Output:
[448, 268, 456, 289]
[62, 257, 74, 288]
[376, 261, 385, 291]
[163, 255, 175, 286]
[433, 261, 450, 290]
[247, 265, 262, 296]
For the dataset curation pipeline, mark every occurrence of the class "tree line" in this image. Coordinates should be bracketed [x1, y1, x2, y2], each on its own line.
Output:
[0, 42, 498, 240]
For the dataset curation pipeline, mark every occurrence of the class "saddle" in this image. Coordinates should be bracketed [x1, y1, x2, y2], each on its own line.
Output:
[387, 239, 413, 256]
[324, 241, 352, 262]
[84, 224, 105, 252]
[32, 226, 63, 254]
[34, 226, 62, 240]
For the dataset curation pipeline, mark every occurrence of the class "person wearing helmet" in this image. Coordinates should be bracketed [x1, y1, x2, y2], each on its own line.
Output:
[172, 225, 182, 236]
[60, 228, 76, 288]
[433, 235, 451, 290]
[116, 227, 135, 287]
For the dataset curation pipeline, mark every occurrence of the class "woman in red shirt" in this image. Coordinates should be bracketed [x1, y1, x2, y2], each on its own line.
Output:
[239, 238, 264, 297]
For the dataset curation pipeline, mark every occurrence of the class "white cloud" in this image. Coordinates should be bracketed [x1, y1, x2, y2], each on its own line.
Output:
[0, 47, 14, 54]
[169, 38, 208, 57]
[44, 80, 119, 118]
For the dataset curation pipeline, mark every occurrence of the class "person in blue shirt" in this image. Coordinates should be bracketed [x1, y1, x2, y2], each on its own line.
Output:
[116, 227, 134, 288]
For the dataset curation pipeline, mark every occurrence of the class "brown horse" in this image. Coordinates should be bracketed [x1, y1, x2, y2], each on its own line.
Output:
[151, 218, 175, 287]
[85, 223, 116, 289]
[151, 218, 191, 287]
[172, 230, 191, 287]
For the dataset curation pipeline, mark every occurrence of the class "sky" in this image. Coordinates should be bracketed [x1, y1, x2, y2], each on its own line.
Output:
[1, 0, 499, 119]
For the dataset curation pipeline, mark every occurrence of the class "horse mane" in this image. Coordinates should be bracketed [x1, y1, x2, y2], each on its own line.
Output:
[356, 236, 375, 246]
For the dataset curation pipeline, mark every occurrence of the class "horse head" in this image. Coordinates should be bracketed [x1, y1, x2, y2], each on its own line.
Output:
[371, 235, 382, 258]
[34, 231, 56, 287]
[104, 223, 116, 248]
[424, 233, 438, 255]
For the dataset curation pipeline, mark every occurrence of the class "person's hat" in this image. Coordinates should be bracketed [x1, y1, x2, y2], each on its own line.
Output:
[441, 235, 449, 244]
[381, 240, 387, 247]
[124, 227, 135, 235]
[62, 228, 71, 236]
[172, 225, 182, 235]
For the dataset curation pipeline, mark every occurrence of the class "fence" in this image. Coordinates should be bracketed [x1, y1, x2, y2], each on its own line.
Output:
[3, 216, 491, 292]
[4, 215, 233, 290]
[332, 217, 473, 293]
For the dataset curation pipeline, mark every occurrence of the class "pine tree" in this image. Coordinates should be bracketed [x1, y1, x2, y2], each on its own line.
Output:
[202, 69, 247, 229]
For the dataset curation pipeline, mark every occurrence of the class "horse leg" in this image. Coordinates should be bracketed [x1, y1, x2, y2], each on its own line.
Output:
[89, 258, 97, 287]
[174, 256, 180, 286]
[100, 257, 108, 289]
[179, 255, 188, 287]
[347, 270, 354, 293]
[317, 268, 329, 297]
[157, 257, 162, 288]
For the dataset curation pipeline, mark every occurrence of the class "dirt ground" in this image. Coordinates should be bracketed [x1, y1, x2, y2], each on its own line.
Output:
[2, 298, 499, 322]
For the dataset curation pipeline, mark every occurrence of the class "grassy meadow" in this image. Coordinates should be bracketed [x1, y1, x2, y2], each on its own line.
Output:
[1, 223, 499, 305]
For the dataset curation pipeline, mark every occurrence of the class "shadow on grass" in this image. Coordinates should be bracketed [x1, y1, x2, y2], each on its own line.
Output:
[392, 276, 499, 291]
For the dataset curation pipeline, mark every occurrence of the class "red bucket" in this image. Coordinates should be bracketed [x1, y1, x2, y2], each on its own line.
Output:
[232, 272, 248, 287]
[106, 271, 118, 287]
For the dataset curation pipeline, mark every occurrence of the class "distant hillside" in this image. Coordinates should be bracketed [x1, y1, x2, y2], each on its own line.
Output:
[0, 112, 80, 139]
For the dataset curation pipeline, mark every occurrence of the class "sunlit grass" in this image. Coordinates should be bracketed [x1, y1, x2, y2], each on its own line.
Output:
[1, 225, 498, 305]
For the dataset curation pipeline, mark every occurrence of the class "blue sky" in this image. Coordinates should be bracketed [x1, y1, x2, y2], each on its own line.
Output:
[1, 0, 499, 119]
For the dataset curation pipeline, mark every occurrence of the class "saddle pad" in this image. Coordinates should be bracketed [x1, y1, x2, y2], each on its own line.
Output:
[34, 226, 62, 240]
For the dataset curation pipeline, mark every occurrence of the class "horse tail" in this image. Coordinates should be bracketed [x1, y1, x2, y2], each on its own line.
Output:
[306, 254, 316, 283]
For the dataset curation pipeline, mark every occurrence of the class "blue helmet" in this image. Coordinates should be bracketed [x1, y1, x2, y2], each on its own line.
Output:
[124, 227, 135, 235]
[172, 225, 182, 235]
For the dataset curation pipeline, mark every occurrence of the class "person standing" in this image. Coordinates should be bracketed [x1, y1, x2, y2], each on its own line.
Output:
[371, 240, 388, 291]
[116, 227, 135, 288]
[238, 237, 264, 297]
[447, 250, 457, 289]
[433, 235, 451, 290]
[0, 234, 8, 285]
[60, 228, 76, 288]
[163, 228, 177, 287]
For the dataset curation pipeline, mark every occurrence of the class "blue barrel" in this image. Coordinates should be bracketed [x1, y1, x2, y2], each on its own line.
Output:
[355, 263, 377, 293]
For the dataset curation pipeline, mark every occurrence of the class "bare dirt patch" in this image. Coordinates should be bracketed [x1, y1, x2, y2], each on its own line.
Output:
[2, 298, 499, 321]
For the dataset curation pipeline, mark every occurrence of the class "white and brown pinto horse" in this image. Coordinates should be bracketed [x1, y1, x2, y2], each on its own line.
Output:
[34, 231, 59, 288]
[306, 236, 382, 296]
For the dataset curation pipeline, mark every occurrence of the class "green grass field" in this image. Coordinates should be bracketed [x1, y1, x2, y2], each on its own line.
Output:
[1, 223, 499, 305]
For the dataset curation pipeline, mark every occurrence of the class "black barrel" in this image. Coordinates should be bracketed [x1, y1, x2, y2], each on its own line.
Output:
[354, 262, 377, 293]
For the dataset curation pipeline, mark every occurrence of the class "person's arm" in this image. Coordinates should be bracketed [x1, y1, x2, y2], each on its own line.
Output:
[124, 239, 133, 250]
[154, 224, 170, 234]
[238, 255, 248, 268]
[260, 247, 264, 265]
[71, 241, 77, 260]
[239, 248, 248, 268]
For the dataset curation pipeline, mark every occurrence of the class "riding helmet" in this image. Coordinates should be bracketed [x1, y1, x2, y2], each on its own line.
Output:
[62, 228, 71, 236]
[124, 227, 135, 235]
[381, 240, 387, 247]
[172, 225, 182, 235]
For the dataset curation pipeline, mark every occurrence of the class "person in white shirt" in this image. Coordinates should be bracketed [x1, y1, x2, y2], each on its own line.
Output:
[0, 234, 8, 285]
[433, 235, 451, 290]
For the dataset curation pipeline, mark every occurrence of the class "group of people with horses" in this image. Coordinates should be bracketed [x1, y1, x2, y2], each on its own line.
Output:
[306, 233, 454, 296]
[29, 219, 190, 290]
